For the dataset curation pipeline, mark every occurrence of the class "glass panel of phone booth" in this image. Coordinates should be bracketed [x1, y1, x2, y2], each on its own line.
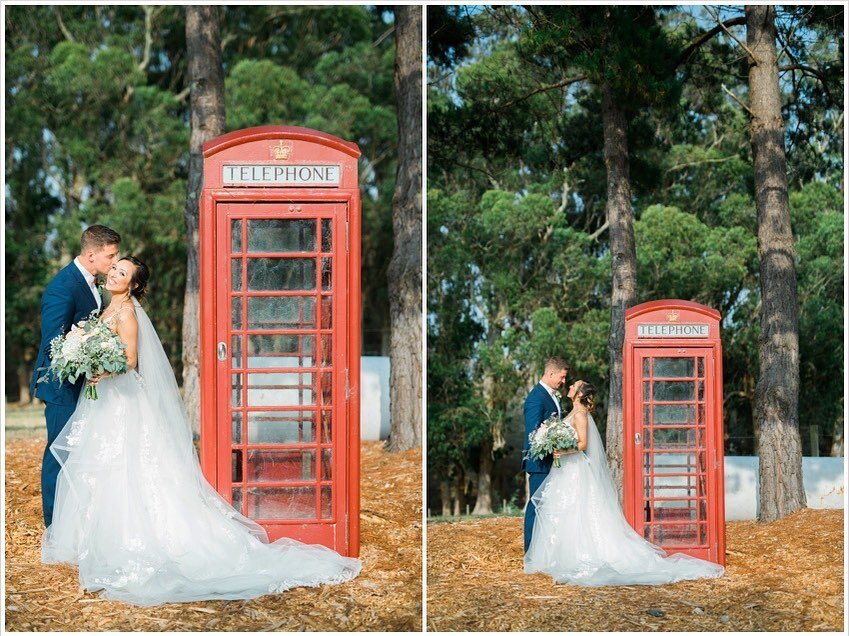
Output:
[224, 207, 340, 523]
[640, 352, 709, 548]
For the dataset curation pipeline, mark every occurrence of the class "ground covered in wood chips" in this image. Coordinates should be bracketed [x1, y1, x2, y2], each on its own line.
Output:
[427, 510, 843, 631]
[5, 434, 422, 631]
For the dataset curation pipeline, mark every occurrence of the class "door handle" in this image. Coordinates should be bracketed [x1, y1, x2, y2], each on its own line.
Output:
[218, 342, 227, 361]
[635, 433, 641, 446]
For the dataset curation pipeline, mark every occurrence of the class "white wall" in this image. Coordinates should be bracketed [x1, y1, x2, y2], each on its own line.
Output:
[360, 356, 390, 440]
[724, 456, 844, 520]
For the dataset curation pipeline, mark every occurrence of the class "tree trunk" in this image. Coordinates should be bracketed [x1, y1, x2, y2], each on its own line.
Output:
[5, 363, 20, 403]
[386, 5, 422, 452]
[746, 5, 806, 522]
[450, 474, 461, 516]
[831, 403, 843, 457]
[183, 6, 225, 437]
[601, 81, 638, 503]
[16, 363, 30, 404]
[440, 480, 451, 516]
[472, 438, 494, 514]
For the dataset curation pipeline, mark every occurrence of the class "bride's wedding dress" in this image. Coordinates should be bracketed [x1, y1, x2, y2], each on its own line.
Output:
[42, 298, 360, 606]
[524, 413, 724, 586]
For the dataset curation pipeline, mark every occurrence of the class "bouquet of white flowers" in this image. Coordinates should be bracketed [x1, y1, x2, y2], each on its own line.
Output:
[37, 310, 129, 400]
[528, 413, 579, 468]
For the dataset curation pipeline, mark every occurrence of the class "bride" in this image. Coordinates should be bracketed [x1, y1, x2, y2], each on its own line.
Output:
[524, 380, 724, 586]
[42, 256, 361, 606]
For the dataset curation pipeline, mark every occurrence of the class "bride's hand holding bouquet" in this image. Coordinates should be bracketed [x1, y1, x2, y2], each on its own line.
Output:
[36, 310, 129, 399]
[528, 413, 579, 468]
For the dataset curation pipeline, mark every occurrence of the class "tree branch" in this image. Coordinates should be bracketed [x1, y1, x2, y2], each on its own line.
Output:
[494, 75, 586, 112]
[779, 63, 836, 104]
[665, 155, 738, 173]
[138, 6, 155, 72]
[588, 220, 609, 242]
[556, 170, 570, 214]
[705, 7, 757, 62]
[776, 7, 811, 64]
[55, 7, 75, 42]
[373, 24, 395, 47]
[721, 83, 754, 117]
[449, 158, 500, 189]
[427, 69, 455, 87]
[173, 86, 191, 102]
[675, 15, 747, 68]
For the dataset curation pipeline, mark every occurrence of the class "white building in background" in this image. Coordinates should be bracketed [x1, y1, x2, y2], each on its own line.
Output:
[724, 456, 844, 520]
[360, 356, 391, 441]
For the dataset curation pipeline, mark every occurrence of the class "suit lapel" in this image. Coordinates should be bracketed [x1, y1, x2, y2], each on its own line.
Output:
[538, 383, 558, 418]
[69, 260, 99, 315]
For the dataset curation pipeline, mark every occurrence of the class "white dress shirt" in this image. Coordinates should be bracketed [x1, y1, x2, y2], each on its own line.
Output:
[74, 257, 102, 311]
[538, 380, 562, 418]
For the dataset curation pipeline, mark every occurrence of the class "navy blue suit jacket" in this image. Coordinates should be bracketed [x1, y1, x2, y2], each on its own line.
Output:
[522, 383, 560, 474]
[30, 261, 102, 405]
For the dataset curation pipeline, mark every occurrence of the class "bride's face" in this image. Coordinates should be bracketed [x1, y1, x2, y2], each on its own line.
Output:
[105, 260, 137, 295]
[567, 381, 582, 401]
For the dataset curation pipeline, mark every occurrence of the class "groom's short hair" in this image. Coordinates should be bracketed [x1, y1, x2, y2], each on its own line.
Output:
[81, 225, 121, 253]
[544, 356, 569, 373]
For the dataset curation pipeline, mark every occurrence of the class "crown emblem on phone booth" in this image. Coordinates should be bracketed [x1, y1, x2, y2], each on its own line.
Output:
[271, 141, 293, 160]
[666, 310, 680, 322]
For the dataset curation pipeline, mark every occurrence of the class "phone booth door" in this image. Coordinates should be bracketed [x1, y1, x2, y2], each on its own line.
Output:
[218, 202, 347, 550]
[623, 299, 725, 566]
[199, 125, 361, 557]
[633, 348, 716, 561]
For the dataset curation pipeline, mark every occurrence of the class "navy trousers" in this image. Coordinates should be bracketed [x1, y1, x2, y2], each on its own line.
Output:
[523, 471, 549, 553]
[42, 402, 75, 527]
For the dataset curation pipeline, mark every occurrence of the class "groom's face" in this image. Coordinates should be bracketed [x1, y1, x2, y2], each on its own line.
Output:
[545, 367, 568, 389]
[553, 368, 568, 388]
[86, 244, 120, 276]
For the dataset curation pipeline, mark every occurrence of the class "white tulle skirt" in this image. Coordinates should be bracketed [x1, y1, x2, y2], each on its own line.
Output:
[42, 371, 361, 606]
[524, 451, 724, 586]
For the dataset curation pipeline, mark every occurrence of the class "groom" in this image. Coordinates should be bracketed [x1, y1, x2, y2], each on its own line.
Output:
[30, 225, 121, 527]
[522, 356, 569, 553]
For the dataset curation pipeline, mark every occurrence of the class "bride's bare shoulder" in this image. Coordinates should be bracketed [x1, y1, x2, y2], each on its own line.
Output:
[113, 305, 138, 330]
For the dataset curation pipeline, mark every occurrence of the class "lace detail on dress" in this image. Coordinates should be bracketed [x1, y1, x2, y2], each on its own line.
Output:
[131, 369, 146, 389]
[65, 417, 88, 447]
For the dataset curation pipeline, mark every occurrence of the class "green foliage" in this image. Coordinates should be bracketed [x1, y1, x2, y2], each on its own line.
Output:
[794, 185, 844, 450]
[226, 60, 311, 128]
[427, 5, 476, 67]
[5, 5, 398, 397]
[427, 5, 844, 511]
[634, 205, 758, 311]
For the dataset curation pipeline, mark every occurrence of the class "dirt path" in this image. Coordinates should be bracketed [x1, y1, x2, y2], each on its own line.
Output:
[5, 436, 422, 631]
[427, 511, 843, 631]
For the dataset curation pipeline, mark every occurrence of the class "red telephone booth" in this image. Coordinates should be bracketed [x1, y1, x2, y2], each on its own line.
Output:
[198, 126, 360, 556]
[623, 300, 725, 565]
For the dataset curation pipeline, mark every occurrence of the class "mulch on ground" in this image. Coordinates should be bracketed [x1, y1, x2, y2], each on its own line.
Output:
[427, 509, 843, 632]
[5, 437, 422, 632]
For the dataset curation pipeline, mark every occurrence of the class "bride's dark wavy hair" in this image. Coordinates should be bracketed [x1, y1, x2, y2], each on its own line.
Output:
[121, 256, 150, 301]
[576, 381, 597, 413]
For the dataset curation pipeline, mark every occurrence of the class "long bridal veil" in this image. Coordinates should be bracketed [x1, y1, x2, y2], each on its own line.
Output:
[42, 297, 360, 605]
[130, 296, 276, 541]
[525, 412, 723, 586]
